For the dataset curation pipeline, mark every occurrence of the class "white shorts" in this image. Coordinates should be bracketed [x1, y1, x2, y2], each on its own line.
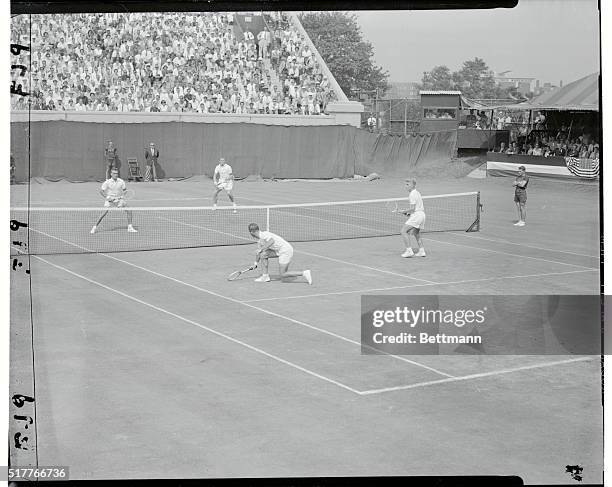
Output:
[406, 211, 426, 229]
[277, 247, 294, 265]
[217, 180, 234, 191]
[104, 198, 126, 208]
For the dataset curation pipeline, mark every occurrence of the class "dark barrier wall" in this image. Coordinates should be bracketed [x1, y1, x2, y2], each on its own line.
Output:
[354, 130, 457, 177]
[11, 121, 456, 181]
[457, 129, 509, 150]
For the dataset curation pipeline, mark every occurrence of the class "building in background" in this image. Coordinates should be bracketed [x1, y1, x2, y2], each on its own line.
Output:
[494, 71, 536, 97]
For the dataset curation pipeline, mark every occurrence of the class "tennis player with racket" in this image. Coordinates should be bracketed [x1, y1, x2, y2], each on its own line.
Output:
[213, 157, 237, 213]
[398, 178, 426, 258]
[90, 168, 137, 234]
[240, 223, 312, 284]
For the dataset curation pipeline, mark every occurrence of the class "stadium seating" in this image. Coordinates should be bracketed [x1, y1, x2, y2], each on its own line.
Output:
[10, 12, 338, 114]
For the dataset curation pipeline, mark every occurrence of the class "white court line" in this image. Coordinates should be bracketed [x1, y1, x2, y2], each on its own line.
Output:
[448, 231, 599, 259]
[425, 235, 597, 270]
[32, 255, 363, 395]
[359, 356, 595, 395]
[24, 228, 454, 379]
[296, 249, 438, 284]
[242, 268, 599, 302]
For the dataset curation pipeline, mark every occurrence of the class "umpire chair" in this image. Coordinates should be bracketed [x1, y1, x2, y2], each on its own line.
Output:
[127, 158, 143, 182]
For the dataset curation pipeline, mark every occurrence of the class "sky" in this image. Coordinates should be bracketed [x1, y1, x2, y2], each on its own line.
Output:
[354, 0, 600, 85]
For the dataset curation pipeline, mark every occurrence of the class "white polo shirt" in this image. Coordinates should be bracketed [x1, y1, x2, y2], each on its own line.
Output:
[214, 163, 233, 182]
[259, 231, 293, 254]
[409, 189, 425, 213]
[101, 177, 126, 198]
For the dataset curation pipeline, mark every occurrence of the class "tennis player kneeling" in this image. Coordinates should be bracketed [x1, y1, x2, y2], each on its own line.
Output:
[248, 223, 312, 284]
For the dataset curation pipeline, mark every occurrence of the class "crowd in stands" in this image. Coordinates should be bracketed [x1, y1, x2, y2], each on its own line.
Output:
[10, 12, 337, 115]
[461, 109, 533, 131]
[496, 131, 600, 160]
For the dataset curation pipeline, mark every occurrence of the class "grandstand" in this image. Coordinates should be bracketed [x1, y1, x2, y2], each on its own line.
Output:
[11, 12, 344, 114]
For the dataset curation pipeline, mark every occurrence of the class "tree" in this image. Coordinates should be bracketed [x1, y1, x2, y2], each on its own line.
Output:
[421, 65, 455, 91]
[454, 57, 498, 99]
[299, 12, 390, 98]
[421, 57, 517, 100]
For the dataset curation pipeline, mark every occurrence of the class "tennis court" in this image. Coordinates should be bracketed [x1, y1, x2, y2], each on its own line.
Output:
[10, 175, 601, 482]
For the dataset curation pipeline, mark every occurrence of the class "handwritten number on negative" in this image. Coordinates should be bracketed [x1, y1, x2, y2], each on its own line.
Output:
[12, 393, 35, 408]
[10, 220, 27, 231]
[14, 432, 29, 450]
[11, 80, 29, 97]
[10, 44, 30, 56]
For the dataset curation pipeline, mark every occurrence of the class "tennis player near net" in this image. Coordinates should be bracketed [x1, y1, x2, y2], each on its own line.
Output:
[400, 178, 426, 258]
[248, 223, 312, 284]
[213, 157, 237, 213]
[90, 168, 137, 234]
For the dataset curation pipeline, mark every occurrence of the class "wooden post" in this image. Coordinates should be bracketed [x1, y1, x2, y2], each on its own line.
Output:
[404, 98, 408, 136]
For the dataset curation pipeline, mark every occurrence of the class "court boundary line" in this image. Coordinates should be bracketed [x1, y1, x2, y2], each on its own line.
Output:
[241, 268, 599, 302]
[359, 356, 595, 395]
[21, 228, 454, 378]
[424, 235, 597, 270]
[32, 254, 363, 395]
[448, 231, 599, 259]
[294, 249, 439, 284]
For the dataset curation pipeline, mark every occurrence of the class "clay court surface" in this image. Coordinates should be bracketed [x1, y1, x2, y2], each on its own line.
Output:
[10, 175, 601, 482]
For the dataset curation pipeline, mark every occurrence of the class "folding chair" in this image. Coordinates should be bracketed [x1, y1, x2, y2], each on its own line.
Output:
[127, 158, 143, 182]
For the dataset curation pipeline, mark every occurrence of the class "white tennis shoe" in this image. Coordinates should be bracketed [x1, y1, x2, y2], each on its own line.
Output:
[415, 248, 427, 257]
[255, 274, 271, 282]
[127, 225, 138, 233]
[515, 220, 525, 227]
[401, 248, 415, 258]
[90, 225, 97, 234]
[303, 270, 312, 285]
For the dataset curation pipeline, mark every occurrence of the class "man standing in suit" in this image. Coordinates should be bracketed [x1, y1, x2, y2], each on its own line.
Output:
[145, 142, 159, 182]
[104, 140, 118, 179]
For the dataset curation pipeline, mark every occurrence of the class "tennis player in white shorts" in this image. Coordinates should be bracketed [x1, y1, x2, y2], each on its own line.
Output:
[213, 157, 237, 213]
[248, 223, 312, 284]
[400, 178, 426, 258]
[90, 168, 137, 234]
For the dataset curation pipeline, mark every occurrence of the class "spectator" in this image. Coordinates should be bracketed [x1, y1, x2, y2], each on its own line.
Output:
[498, 142, 506, 153]
[144, 141, 159, 181]
[104, 140, 118, 179]
[506, 141, 518, 155]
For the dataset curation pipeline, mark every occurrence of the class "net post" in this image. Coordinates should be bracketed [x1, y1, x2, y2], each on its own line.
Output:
[266, 207, 270, 231]
[467, 191, 481, 232]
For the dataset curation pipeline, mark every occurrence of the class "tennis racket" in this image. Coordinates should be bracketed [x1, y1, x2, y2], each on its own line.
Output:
[386, 201, 411, 216]
[108, 189, 135, 203]
[385, 201, 399, 213]
[227, 263, 258, 281]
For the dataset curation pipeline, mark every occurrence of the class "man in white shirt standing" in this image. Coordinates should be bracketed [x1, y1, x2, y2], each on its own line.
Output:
[400, 178, 426, 258]
[90, 168, 137, 234]
[248, 223, 312, 284]
[212, 157, 237, 212]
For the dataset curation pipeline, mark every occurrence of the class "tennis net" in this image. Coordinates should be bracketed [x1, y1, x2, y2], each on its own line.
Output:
[10, 191, 481, 255]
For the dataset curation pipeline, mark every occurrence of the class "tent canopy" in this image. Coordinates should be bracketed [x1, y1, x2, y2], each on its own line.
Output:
[502, 72, 599, 112]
